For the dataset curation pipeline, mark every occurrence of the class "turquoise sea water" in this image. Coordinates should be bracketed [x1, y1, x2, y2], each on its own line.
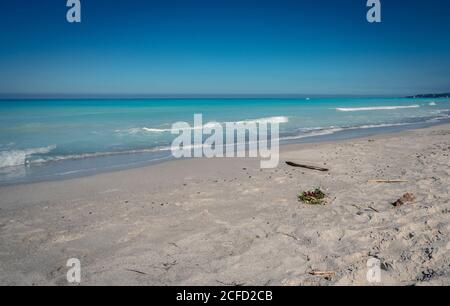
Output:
[0, 97, 449, 185]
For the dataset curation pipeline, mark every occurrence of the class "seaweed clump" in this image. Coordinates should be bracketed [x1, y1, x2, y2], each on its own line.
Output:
[298, 188, 327, 205]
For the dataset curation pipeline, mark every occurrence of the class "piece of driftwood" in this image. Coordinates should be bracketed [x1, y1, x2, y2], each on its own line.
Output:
[309, 271, 335, 277]
[368, 179, 409, 183]
[286, 161, 329, 172]
[368, 206, 380, 213]
[125, 269, 147, 275]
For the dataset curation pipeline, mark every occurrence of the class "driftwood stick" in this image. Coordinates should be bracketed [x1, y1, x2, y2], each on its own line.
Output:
[285, 161, 329, 172]
[368, 206, 380, 213]
[309, 271, 335, 277]
[125, 269, 147, 275]
[368, 180, 409, 183]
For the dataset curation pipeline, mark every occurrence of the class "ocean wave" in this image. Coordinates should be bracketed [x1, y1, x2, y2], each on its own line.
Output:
[115, 127, 173, 134]
[0, 145, 56, 168]
[143, 123, 221, 133]
[281, 122, 414, 141]
[117, 116, 289, 134]
[234, 116, 289, 125]
[336, 105, 420, 112]
[4, 114, 449, 169]
[425, 113, 450, 122]
[31, 146, 172, 165]
[118, 124, 219, 134]
[281, 127, 344, 140]
[141, 127, 172, 133]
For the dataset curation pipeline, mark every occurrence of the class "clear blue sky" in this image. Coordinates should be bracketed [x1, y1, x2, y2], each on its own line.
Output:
[0, 0, 449, 97]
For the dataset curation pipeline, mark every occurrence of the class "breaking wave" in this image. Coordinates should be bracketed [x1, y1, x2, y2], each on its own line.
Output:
[0, 145, 56, 168]
[116, 116, 289, 134]
[281, 122, 414, 141]
[234, 116, 289, 125]
[3, 113, 450, 169]
[30, 146, 172, 165]
[336, 105, 420, 112]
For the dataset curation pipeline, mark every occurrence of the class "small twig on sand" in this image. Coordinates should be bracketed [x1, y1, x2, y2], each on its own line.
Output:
[368, 180, 409, 183]
[309, 271, 335, 277]
[368, 206, 380, 213]
[125, 269, 147, 275]
[353, 204, 379, 213]
[286, 161, 329, 172]
[277, 232, 300, 241]
[217, 280, 246, 286]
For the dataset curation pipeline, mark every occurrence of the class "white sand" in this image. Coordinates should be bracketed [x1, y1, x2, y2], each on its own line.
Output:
[0, 124, 449, 286]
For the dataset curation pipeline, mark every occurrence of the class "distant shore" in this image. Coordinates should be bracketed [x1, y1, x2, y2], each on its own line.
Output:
[0, 124, 449, 285]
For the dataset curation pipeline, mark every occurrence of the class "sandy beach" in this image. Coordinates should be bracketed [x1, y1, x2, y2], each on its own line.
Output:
[0, 124, 449, 286]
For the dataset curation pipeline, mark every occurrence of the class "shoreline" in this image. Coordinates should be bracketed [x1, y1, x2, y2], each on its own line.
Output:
[1, 119, 450, 187]
[0, 123, 449, 285]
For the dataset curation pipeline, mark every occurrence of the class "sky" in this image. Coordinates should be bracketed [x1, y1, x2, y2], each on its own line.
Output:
[0, 0, 449, 97]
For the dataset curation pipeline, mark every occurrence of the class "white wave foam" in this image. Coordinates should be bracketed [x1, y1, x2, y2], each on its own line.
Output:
[355, 122, 412, 129]
[117, 116, 289, 134]
[336, 105, 420, 112]
[426, 113, 450, 122]
[429, 102, 437, 106]
[233, 116, 289, 125]
[31, 146, 172, 165]
[115, 127, 170, 134]
[281, 122, 414, 141]
[282, 127, 344, 140]
[0, 145, 56, 168]
[141, 127, 172, 133]
[136, 125, 217, 134]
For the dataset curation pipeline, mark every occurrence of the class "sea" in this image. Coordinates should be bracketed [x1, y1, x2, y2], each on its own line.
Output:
[0, 97, 449, 185]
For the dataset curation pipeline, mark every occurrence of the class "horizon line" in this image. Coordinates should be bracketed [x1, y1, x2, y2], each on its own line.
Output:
[1, 92, 445, 100]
